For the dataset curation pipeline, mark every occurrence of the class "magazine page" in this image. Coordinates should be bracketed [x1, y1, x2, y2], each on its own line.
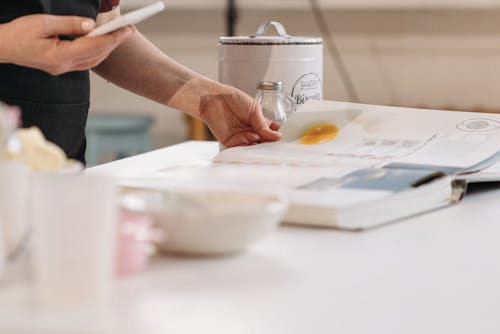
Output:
[119, 163, 398, 212]
[120, 163, 358, 192]
[457, 160, 500, 183]
[216, 100, 500, 171]
[119, 160, 452, 214]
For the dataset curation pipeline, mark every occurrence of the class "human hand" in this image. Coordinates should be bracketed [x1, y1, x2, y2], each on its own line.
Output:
[199, 84, 282, 147]
[0, 14, 134, 76]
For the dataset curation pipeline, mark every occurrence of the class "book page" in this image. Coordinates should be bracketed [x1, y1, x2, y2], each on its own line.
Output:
[119, 162, 394, 210]
[216, 100, 500, 171]
[458, 159, 500, 183]
[120, 162, 357, 191]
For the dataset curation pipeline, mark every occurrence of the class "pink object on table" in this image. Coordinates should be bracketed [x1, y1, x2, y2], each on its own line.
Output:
[115, 209, 153, 277]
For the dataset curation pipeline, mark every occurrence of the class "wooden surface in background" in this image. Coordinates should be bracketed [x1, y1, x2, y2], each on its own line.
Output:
[186, 115, 210, 140]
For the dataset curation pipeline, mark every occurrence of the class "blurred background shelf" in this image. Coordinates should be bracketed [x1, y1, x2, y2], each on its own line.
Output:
[123, 0, 500, 10]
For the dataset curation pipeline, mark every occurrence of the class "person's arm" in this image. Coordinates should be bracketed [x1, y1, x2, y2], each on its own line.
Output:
[93, 9, 281, 147]
[0, 14, 133, 76]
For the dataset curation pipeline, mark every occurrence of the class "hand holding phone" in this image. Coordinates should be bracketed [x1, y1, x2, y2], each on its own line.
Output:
[87, 1, 165, 37]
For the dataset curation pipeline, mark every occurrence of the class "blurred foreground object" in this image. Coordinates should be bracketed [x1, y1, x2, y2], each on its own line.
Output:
[7, 127, 67, 172]
[116, 194, 156, 277]
[0, 102, 20, 153]
[0, 161, 29, 262]
[149, 190, 287, 256]
[31, 174, 118, 311]
[0, 104, 29, 266]
[0, 103, 22, 280]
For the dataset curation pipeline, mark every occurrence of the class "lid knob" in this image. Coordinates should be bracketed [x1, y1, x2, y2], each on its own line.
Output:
[251, 22, 291, 39]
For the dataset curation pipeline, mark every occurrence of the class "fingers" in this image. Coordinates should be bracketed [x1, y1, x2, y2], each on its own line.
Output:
[270, 121, 281, 131]
[259, 126, 281, 142]
[251, 105, 282, 142]
[224, 132, 262, 148]
[40, 15, 96, 37]
[4, 14, 134, 75]
[199, 88, 282, 146]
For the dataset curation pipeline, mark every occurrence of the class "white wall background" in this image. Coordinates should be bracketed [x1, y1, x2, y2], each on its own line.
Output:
[90, 7, 500, 148]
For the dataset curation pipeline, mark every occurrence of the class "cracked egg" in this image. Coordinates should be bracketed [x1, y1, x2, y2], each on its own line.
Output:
[300, 123, 339, 145]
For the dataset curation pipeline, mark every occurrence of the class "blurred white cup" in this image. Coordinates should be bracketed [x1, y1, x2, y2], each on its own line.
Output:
[0, 161, 30, 259]
[31, 174, 117, 312]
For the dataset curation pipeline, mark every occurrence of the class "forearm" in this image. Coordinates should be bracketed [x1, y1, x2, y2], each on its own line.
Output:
[0, 23, 8, 63]
[93, 30, 221, 117]
[91, 9, 279, 148]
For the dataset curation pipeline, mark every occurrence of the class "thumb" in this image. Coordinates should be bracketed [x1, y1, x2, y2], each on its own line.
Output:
[41, 15, 96, 36]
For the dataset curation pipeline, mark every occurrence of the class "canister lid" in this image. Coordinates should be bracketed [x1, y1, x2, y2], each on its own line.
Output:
[220, 21, 322, 45]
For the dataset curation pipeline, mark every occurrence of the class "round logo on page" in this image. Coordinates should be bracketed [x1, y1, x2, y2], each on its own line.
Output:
[457, 118, 500, 132]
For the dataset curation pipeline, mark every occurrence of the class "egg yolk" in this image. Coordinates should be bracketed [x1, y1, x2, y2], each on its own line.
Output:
[300, 123, 339, 145]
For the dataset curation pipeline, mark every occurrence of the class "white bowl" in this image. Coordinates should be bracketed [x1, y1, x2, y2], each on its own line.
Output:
[151, 190, 288, 256]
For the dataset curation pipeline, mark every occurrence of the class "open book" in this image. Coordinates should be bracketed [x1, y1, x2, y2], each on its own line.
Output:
[121, 100, 500, 230]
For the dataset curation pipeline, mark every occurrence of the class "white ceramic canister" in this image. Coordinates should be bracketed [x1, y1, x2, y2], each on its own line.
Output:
[219, 21, 323, 109]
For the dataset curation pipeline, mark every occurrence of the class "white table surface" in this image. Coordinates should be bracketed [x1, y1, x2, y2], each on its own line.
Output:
[1, 141, 500, 334]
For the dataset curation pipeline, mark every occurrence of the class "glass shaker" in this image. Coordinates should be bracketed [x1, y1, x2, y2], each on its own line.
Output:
[255, 81, 295, 123]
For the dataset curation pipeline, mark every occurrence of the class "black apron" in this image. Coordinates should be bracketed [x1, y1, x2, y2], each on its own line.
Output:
[0, 0, 101, 163]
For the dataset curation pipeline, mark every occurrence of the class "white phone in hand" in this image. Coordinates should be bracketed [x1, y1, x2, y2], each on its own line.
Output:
[87, 1, 165, 37]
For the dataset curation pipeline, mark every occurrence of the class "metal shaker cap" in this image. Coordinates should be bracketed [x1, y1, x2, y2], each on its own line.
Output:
[257, 81, 284, 91]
